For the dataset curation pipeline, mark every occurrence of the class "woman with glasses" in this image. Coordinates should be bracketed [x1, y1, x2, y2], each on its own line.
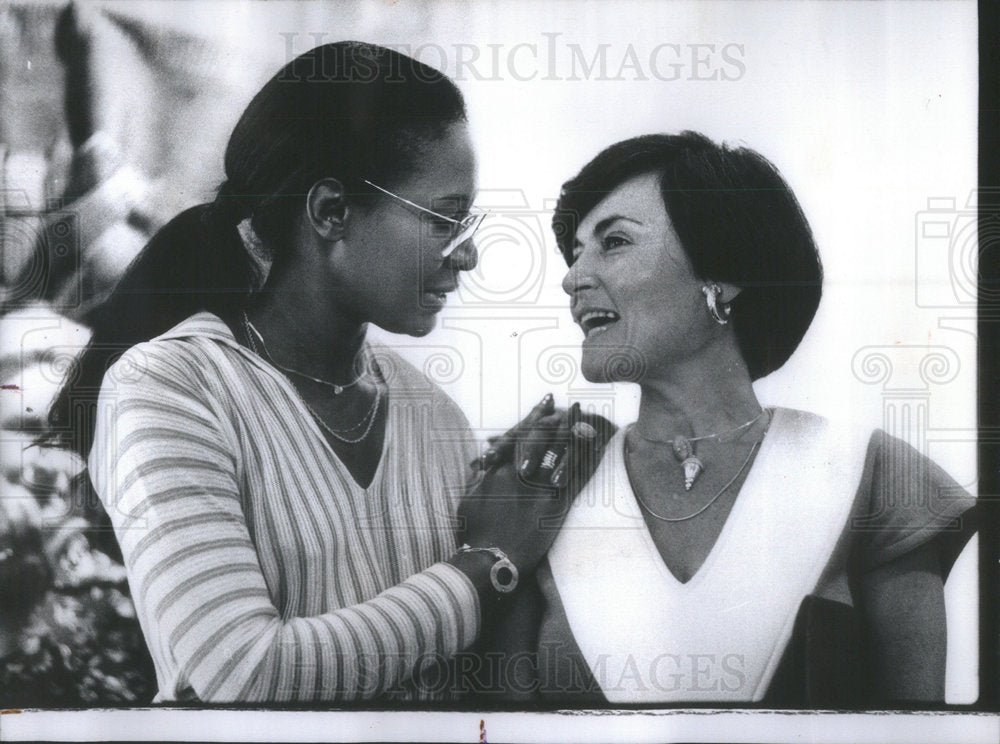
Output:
[49, 42, 610, 703]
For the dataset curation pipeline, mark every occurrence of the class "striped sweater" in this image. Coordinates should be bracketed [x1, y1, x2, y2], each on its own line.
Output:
[89, 312, 480, 702]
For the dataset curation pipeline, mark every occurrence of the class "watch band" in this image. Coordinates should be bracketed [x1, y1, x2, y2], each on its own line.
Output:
[456, 544, 519, 594]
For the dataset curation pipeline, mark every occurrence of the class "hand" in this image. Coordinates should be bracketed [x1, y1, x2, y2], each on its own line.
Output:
[457, 397, 616, 573]
[472, 393, 561, 484]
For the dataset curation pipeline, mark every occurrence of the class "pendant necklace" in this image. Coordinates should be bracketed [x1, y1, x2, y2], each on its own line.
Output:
[242, 313, 381, 444]
[626, 430, 762, 522]
[241, 312, 363, 395]
[632, 409, 768, 490]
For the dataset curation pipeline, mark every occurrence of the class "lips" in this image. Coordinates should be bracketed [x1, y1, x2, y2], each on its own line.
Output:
[421, 291, 447, 310]
[421, 285, 457, 311]
[576, 308, 621, 338]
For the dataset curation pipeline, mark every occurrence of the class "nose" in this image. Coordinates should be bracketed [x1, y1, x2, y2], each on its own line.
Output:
[445, 238, 478, 272]
[561, 254, 596, 297]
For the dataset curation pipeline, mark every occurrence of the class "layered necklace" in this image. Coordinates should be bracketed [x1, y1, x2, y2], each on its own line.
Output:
[242, 312, 381, 444]
[626, 429, 763, 523]
[632, 409, 768, 490]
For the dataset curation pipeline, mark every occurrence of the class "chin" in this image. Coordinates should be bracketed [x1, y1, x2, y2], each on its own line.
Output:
[372, 312, 437, 337]
[581, 342, 648, 384]
[407, 323, 435, 338]
[403, 314, 438, 337]
[580, 353, 610, 383]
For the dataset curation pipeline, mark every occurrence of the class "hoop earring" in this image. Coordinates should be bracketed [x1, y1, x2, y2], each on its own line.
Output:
[701, 282, 731, 325]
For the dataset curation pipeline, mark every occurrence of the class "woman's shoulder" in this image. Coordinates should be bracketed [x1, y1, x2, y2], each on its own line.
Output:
[766, 407, 878, 462]
[100, 312, 236, 400]
[854, 427, 976, 573]
[145, 312, 237, 357]
[766, 407, 971, 477]
[769, 406, 872, 437]
[770, 407, 975, 572]
[861, 427, 974, 518]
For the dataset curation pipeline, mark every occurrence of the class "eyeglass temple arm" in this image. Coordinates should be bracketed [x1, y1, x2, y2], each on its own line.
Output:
[362, 179, 465, 226]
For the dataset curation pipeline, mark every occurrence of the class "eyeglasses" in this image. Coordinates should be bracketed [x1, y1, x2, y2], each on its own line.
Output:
[362, 179, 487, 258]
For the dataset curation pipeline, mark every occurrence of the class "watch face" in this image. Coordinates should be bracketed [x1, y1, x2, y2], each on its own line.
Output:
[490, 558, 519, 594]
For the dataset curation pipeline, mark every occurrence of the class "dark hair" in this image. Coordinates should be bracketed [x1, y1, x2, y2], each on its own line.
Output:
[552, 131, 823, 380]
[48, 41, 467, 457]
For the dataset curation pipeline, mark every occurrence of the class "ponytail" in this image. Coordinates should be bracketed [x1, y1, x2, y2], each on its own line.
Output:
[47, 40, 468, 460]
[48, 200, 253, 458]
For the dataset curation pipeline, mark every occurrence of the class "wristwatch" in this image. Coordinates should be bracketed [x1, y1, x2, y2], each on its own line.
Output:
[455, 544, 519, 594]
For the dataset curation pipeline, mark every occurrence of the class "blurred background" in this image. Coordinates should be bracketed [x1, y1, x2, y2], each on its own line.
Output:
[0, 0, 978, 704]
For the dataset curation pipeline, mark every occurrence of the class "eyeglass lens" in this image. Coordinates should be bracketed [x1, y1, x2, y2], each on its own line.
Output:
[441, 213, 484, 258]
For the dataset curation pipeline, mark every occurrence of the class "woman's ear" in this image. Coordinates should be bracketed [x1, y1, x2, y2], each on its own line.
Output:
[306, 178, 348, 241]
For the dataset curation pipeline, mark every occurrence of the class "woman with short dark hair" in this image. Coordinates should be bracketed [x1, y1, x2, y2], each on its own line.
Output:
[493, 131, 976, 706]
[552, 131, 822, 381]
[50, 42, 609, 703]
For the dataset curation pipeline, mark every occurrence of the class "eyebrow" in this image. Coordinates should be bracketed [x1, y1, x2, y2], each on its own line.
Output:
[573, 214, 644, 247]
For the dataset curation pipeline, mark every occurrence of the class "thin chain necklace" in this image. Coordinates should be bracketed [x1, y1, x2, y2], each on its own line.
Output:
[625, 429, 762, 523]
[632, 409, 767, 445]
[241, 312, 363, 395]
[632, 408, 768, 490]
[306, 389, 381, 444]
[243, 314, 382, 444]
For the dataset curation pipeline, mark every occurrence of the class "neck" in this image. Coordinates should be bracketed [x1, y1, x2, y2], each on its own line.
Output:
[246, 282, 367, 386]
[635, 339, 762, 440]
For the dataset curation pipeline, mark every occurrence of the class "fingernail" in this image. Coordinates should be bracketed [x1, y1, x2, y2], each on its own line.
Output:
[519, 457, 532, 476]
[480, 448, 499, 470]
[551, 461, 567, 488]
[572, 421, 597, 440]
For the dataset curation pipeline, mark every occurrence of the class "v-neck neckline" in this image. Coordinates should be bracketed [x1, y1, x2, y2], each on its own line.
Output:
[292, 376, 393, 493]
[153, 312, 394, 492]
[617, 410, 776, 589]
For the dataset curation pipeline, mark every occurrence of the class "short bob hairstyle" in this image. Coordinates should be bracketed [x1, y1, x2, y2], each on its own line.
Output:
[552, 131, 823, 380]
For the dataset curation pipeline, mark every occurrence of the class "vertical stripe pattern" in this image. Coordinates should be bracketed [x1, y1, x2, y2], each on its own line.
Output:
[89, 313, 480, 702]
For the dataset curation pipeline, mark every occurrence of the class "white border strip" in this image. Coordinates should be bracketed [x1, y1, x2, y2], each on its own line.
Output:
[1, 710, 998, 743]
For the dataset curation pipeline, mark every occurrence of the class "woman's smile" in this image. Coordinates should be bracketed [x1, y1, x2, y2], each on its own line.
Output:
[576, 308, 621, 339]
[562, 172, 712, 383]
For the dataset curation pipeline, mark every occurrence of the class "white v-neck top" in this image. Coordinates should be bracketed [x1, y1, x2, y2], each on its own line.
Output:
[545, 409, 869, 702]
[89, 312, 479, 702]
[536, 407, 974, 703]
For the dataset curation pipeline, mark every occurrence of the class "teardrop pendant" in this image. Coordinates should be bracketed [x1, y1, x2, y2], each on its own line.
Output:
[682, 456, 703, 490]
